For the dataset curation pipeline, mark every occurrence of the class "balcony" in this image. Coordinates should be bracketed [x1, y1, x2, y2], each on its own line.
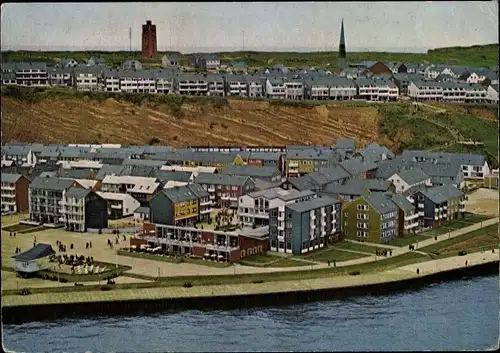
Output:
[443, 205, 448, 210]
[418, 203, 424, 208]
[2, 185, 15, 191]
[207, 186, 215, 192]
[111, 204, 122, 209]
[404, 221, 419, 230]
[407, 212, 419, 220]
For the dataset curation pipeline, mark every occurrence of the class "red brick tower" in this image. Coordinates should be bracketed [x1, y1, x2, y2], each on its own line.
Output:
[142, 20, 157, 59]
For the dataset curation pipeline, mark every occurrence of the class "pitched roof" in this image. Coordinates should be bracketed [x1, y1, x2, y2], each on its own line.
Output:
[65, 187, 92, 200]
[1, 173, 23, 183]
[385, 192, 415, 212]
[324, 179, 392, 196]
[287, 195, 338, 213]
[95, 164, 126, 181]
[30, 177, 75, 191]
[363, 193, 397, 214]
[220, 165, 280, 178]
[162, 186, 199, 203]
[12, 243, 55, 261]
[287, 175, 320, 191]
[420, 184, 464, 204]
[394, 167, 430, 185]
[153, 170, 192, 183]
[194, 173, 253, 186]
[247, 187, 316, 201]
[187, 183, 210, 198]
[339, 158, 377, 176]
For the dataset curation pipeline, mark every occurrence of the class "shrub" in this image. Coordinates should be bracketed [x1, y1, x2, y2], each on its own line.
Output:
[59, 278, 68, 283]
[349, 271, 361, 276]
[148, 137, 160, 145]
[100, 285, 113, 291]
[252, 280, 264, 284]
[183, 282, 193, 288]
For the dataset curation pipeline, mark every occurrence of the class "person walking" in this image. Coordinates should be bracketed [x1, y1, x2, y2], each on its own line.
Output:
[90, 241, 92, 248]
[417, 268, 420, 275]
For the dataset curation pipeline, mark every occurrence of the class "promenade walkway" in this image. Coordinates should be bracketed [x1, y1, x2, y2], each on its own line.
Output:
[3, 251, 497, 307]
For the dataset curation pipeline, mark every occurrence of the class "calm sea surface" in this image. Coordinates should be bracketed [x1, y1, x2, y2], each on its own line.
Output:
[3, 275, 499, 352]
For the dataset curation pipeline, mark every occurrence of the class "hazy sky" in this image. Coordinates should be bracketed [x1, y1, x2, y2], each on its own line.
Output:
[1, 2, 498, 52]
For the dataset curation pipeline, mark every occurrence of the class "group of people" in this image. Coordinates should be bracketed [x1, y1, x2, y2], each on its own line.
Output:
[408, 244, 416, 251]
[8, 232, 17, 237]
[56, 240, 69, 253]
[107, 234, 126, 249]
[14, 247, 22, 254]
[376, 249, 392, 256]
[85, 241, 93, 249]
[53, 253, 93, 267]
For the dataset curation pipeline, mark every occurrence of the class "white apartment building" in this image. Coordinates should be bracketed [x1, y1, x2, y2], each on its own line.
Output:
[155, 70, 174, 94]
[102, 69, 121, 92]
[100, 175, 161, 205]
[266, 78, 286, 99]
[408, 81, 443, 101]
[307, 80, 330, 100]
[329, 82, 357, 100]
[409, 81, 487, 103]
[176, 74, 208, 96]
[284, 80, 304, 100]
[387, 167, 432, 194]
[246, 77, 263, 97]
[487, 84, 498, 103]
[137, 74, 156, 94]
[14, 62, 49, 86]
[225, 75, 248, 96]
[207, 75, 225, 96]
[74, 67, 101, 91]
[49, 68, 74, 87]
[356, 79, 398, 101]
[96, 191, 141, 219]
[238, 188, 317, 227]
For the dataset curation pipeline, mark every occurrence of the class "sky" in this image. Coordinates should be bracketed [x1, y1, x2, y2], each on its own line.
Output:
[1, 2, 498, 53]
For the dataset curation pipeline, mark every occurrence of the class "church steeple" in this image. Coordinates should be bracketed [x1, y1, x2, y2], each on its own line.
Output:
[338, 18, 347, 72]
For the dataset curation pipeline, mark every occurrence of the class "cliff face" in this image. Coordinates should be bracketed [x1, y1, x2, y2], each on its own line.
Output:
[1, 97, 381, 148]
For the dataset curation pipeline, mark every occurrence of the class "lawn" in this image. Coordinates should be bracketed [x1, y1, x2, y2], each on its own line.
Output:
[389, 233, 434, 247]
[418, 224, 499, 255]
[241, 253, 282, 264]
[333, 241, 388, 254]
[1, 213, 29, 226]
[267, 259, 312, 268]
[303, 248, 369, 263]
[116, 249, 231, 268]
[419, 214, 492, 237]
[2, 224, 35, 232]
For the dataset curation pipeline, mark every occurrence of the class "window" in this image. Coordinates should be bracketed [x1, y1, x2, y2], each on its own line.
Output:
[356, 231, 368, 238]
[357, 204, 369, 211]
[344, 212, 348, 218]
[357, 213, 369, 220]
[357, 222, 368, 229]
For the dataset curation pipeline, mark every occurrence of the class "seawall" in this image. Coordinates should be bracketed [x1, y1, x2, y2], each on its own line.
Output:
[2, 260, 498, 325]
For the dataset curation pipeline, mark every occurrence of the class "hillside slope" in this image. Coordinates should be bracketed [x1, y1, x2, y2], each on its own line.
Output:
[1, 96, 381, 148]
[1, 44, 498, 69]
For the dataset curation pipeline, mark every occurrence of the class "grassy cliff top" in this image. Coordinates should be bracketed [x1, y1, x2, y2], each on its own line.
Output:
[1, 44, 498, 69]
